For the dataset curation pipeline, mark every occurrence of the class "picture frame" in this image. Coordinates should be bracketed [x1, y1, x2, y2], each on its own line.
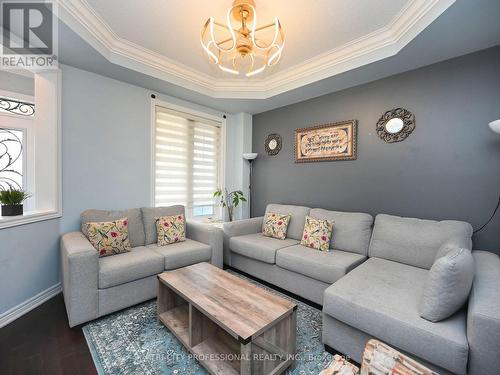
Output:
[294, 120, 357, 162]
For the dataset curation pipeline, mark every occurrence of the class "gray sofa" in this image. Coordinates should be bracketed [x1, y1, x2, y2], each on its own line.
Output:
[223, 204, 500, 375]
[61, 206, 223, 327]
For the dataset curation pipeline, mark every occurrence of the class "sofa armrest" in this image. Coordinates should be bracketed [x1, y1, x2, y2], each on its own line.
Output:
[60, 232, 99, 327]
[467, 250, 500, 375]
[186, 221, 223, 268]
[222, 217, 264, 266]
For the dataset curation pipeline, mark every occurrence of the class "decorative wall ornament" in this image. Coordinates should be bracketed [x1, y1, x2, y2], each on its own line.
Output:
[0, 128, 24, 190]
[0, 97, 35, 117]
[295, 120, 357, 162]
[265, 133, 282, 155]
[376, 108, 415, 143]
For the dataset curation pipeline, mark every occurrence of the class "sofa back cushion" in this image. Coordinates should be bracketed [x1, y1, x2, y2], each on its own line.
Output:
[141, 205, 185, 245]
[264, 204, 310, 240]
[81, 208, 145, 248]
[310, 208, 373, 255]
[369, 213, 473, 269]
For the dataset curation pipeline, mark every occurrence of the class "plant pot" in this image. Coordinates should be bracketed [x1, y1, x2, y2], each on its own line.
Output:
[1, 204, 23, 216]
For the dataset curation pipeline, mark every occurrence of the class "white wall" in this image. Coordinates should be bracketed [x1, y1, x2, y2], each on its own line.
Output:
[0, 64, 252, 322]
[224, 113, 253, 220]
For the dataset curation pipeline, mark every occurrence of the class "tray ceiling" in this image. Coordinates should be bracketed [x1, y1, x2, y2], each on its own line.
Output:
[58, 0, 456, 99]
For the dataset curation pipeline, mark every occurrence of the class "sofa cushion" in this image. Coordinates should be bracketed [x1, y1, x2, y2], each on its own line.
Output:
[148, 239, 211, 270]
[419, 248, 474, 322]
[310, 209, 373, 256]
[98, 246, 164, 289]
[141, 205, 185, 245]
[264, 204, 310, 240]
[323, 257, 469, 374]
[81, 208, 145, 247]
[368, 214, 473, 269]
[276, 245, 366, 284]
[230, 233, 298, 264]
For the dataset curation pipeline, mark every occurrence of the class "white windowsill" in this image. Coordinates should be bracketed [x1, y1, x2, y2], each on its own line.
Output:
[0, 210, 61, 230]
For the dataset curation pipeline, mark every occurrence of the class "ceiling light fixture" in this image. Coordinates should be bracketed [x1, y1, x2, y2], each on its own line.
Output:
[201, 0, 284, 77]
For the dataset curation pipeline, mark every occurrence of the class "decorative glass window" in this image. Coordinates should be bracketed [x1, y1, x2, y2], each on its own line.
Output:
[0, 128, 24, 190]
[0, 97, 35, 117]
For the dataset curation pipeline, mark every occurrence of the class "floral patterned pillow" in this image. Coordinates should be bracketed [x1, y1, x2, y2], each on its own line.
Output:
[156, 214, 186, 246]
[84, 218, 132, 257]
[300, 215, 334, 251]
[262, 212, 291, 240]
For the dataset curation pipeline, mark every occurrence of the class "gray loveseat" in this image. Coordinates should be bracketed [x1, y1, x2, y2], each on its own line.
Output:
[224, 204, 500, 375]
[61, 206, 223, 327]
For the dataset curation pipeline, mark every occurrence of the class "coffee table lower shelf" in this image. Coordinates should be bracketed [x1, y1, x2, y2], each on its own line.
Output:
[158, 277, 296, 375]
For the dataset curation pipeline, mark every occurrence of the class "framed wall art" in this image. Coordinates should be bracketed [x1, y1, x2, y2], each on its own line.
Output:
[294, 120, 357, 162]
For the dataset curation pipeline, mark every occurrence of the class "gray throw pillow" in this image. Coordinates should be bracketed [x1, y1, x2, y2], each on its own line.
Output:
[81, 208, 145, 248]
[418, 248, 474, 322]
[434, 236, 472, 261]
[141, 205, 185, 245]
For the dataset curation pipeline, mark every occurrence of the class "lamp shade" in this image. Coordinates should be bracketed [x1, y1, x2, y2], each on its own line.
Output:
[243, 153, 258, 160]
[489, 119, 500, 134]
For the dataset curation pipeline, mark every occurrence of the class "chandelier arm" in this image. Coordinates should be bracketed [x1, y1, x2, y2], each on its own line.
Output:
[213, 21, 240, 34]
[253, 22, 277, 32]
[249, 6, 281, 51]
[205, 7, 237, 53]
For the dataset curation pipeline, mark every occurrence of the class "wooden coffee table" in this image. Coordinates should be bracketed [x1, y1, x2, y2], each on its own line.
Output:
[157, 262, 297, 375]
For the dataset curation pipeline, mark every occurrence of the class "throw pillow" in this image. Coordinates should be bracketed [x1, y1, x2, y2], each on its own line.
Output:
[300, 215, 334, 251]
[262, 212, 291, 240]
[156, 214, 186, 246]
[84, 218, 132, 257]
[434, 236, 472, 261]
[418, 248, 474, 322]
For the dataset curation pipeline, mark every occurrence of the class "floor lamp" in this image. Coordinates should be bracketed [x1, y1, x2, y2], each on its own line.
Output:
[243, 153, 258, 217]
[474, 119, 500, 234]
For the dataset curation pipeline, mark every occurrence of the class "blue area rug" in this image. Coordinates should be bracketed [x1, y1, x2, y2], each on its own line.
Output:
[83, 271, 332, 374]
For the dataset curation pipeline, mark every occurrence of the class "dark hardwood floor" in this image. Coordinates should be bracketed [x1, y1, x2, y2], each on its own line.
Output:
[0, 293, 96, 375]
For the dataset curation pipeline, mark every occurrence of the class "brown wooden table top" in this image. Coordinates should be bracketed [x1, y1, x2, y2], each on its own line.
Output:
[158, 262, 297, 341]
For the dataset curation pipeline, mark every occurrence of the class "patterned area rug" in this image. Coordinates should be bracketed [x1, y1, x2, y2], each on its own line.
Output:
[83, 271, 332, 374]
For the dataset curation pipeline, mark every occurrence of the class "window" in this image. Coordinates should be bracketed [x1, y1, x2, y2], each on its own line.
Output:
[0, 128, 24, 190]
[0, 94, 35, 212]
[154, 106, 223, 218]
[0, 71, 61, 228]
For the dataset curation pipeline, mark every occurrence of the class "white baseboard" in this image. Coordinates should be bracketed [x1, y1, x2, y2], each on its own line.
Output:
[0, 283, 62, 328]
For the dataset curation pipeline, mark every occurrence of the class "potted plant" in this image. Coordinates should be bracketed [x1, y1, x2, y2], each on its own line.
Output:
[213, 188, 247, 222]
[0, 188, 31, 216]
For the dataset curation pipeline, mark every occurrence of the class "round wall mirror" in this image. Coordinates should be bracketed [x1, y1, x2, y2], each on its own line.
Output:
[268, 139, 278, 150]
[385, 118, 404, 134]
[265, 133, 282, 155]
[376, 108, 415, 143]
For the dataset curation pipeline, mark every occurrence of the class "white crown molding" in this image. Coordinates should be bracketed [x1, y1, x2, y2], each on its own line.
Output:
[57, 0, 455, 99]
[0, 283, 62, 328]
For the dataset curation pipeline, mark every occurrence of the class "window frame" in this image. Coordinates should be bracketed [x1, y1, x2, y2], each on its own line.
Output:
[150, 98, 226, 221]
[0, 89, 36, 211]
[0, 70, 62, 229]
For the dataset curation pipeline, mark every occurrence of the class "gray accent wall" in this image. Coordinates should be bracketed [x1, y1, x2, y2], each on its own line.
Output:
[252, 46, 500, 253]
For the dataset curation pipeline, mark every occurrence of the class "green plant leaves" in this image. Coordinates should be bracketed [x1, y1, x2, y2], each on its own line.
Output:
[0, 188, 31, 205]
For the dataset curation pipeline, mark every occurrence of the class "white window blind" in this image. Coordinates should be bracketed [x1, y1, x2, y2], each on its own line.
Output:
[154, 106, 222, 217]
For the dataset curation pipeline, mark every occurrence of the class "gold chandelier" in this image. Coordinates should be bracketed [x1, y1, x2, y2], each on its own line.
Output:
[200, 0, 285, 77]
